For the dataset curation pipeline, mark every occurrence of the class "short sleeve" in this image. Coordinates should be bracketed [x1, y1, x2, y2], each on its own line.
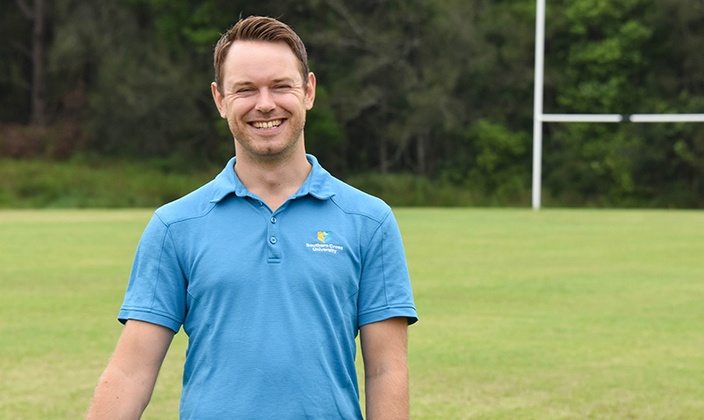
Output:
[118, 213, 187, 333]
[357, 211, 418, 327]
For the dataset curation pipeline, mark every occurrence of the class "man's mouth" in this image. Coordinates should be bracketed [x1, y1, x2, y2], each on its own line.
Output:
[251, 119, 284, 129]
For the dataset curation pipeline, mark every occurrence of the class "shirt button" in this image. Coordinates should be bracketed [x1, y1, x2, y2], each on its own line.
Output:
[270, 216, 277, 224]
[269, 236, 277, 244]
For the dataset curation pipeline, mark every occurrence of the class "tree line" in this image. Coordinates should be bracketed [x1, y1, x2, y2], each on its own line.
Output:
[1, 0, 703, 207]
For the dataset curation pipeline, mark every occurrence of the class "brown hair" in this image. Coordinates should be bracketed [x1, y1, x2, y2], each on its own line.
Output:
[213, 16, 309, 95]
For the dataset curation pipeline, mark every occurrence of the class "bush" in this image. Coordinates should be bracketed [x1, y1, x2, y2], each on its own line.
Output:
[0, 158, 219, 208]
[1, 159, 535, 209]
[345, 172, 479, 207]
[0, 123, 86, 160]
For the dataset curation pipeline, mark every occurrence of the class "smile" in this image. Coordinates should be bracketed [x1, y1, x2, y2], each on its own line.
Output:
[251, 119, 283, 129]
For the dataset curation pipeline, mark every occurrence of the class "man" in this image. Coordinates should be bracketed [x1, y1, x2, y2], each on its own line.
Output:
[86, 15, 417, 419]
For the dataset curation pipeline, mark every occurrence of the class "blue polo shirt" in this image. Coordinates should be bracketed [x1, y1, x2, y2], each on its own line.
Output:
[118, 154, 417, 419]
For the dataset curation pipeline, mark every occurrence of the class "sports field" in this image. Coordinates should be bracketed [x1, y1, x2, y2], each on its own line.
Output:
[0, 208, 702, 419]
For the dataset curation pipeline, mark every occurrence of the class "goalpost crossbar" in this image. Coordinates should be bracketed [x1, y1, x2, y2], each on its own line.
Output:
[540, 114, 704, 123]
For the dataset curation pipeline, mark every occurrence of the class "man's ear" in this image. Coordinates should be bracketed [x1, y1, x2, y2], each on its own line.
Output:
[211, 82, 227, 118]
[305, 72, 316, 111]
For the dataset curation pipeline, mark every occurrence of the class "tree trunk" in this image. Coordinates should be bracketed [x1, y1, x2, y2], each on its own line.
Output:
[17, 0, 47, 126]
[31, 0, 47, 126]
[379, 134, 388, 174]
[416, 132, 427, 175]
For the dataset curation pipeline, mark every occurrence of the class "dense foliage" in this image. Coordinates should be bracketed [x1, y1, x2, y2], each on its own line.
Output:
[1, 0, 703, 207]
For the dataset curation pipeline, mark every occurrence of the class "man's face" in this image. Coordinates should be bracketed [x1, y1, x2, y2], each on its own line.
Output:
[212, 41, 316, 162]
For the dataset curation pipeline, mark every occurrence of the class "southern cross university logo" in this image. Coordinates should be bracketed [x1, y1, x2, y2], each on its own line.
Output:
[307, 231, 344, 254]
[317, 231, 331, 243]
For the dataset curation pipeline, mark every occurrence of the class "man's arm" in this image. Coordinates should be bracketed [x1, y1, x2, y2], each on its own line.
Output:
[360, 317, 410, 420]
[86, 320, 174, 420]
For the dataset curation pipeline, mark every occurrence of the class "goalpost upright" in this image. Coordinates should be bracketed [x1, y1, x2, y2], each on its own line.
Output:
[531, 0, 704, 210]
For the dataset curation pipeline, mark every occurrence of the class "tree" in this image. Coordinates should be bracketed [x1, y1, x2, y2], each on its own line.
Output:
[543, 0, 658, 205]
[542, 0, 704, 206]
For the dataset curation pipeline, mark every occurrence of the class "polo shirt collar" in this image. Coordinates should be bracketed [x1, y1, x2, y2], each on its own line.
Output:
[209, 154, 336, 204]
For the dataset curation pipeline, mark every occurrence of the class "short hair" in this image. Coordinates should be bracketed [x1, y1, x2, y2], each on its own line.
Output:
[213, 16, 310, 95]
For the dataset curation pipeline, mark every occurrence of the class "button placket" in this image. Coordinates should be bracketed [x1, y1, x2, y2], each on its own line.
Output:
[267, 212, 282, 263]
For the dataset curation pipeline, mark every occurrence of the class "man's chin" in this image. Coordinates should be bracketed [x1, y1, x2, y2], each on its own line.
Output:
[237, 144, 299, 163]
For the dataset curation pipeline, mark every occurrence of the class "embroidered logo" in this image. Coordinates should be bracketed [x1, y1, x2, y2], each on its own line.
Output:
[317, 231, 331, 243]
[306, 231, 344, 254]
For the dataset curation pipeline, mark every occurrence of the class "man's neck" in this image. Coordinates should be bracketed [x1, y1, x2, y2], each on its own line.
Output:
[233, 152, 312, 211]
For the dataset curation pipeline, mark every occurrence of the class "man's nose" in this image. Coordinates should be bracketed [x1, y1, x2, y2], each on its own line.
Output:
[255, 89, 276, 113]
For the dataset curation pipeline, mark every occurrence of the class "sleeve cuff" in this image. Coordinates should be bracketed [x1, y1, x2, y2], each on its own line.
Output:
[358, 306, 418, 327]
[118, 308, 182, 333]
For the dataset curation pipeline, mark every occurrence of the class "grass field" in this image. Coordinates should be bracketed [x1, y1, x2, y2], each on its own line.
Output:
[1, 208, 702, 419]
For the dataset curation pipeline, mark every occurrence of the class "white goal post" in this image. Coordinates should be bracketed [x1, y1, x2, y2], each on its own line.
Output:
[532, 0, 704, 209]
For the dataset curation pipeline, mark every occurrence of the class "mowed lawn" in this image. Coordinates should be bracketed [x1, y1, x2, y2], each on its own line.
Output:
[0, 208, 702, 419]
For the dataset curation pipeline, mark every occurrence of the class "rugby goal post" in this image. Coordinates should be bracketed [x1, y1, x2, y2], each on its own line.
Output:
[532, 0, 704, 210]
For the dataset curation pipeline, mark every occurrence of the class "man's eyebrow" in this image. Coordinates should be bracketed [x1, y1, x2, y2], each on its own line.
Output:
[272, 78, 299, 86]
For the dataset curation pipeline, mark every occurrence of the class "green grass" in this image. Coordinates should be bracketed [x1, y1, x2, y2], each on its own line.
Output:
[1, 208, 702, 419]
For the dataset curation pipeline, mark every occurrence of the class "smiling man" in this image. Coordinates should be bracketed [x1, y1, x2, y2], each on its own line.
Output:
[86, 16, 417, 420]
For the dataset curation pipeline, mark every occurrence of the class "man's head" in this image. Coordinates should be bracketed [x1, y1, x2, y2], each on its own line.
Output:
[214, 16, 310, 96]
[210, 16, 316, 163]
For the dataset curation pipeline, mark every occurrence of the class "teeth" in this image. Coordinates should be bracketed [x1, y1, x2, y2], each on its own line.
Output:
[252, 120, 283, 129]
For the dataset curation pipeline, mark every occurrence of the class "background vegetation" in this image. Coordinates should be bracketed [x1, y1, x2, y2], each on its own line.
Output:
[1, 0, 704, 207]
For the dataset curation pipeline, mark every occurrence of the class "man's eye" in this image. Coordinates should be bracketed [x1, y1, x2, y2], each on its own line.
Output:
[234, 87, 256, 95]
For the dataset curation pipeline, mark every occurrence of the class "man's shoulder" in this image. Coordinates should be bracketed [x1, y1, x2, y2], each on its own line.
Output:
[326, 176, 392, 223]
[152, 158, 238, 226]
[153, 179, 219, 226]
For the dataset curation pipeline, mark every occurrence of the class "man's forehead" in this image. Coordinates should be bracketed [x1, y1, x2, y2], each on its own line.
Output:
[226, 40, 297, 62]
[223, 41, 304, 85]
